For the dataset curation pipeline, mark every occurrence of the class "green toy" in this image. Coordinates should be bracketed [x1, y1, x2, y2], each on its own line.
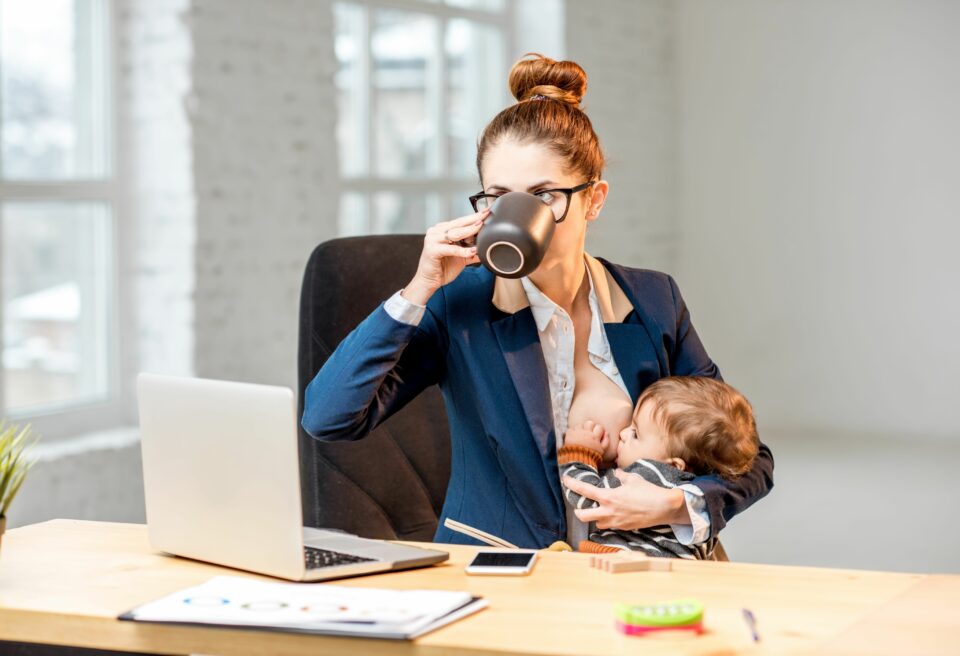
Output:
[614, 598, 704, 635]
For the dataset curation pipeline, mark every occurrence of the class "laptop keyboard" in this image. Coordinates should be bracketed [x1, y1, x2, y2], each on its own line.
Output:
[304, 545, 378, 570]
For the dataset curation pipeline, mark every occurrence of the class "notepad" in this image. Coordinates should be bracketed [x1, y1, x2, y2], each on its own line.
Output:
[119, 576, 487, 640]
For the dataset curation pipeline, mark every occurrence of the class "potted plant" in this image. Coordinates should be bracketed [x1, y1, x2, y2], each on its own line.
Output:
[0, 421, 36, 553]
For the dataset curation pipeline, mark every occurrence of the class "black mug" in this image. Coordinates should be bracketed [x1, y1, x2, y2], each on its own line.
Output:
[476, 192, 555, 278]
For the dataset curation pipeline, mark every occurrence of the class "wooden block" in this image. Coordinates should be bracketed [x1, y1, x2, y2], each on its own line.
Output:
[606, 558, 652, 573]
[645, 557, 672, 572]
[588, 552, 673, 573]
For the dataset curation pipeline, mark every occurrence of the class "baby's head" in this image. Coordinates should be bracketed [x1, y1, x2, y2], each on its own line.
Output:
[617, 376, 759, 479]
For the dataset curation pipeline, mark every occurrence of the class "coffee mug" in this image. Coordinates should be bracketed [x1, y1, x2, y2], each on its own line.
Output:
[476, 191, 555, 278]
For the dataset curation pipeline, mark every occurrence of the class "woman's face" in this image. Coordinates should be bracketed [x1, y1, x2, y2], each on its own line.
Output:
[479, 137, 607, 267]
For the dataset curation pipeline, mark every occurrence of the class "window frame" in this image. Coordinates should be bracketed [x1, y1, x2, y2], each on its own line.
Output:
[0, 0, 134, 441]
[335, 0, 517, 233]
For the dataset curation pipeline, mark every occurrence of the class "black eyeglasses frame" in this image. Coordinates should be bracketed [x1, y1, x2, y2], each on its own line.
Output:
[468, 180, 596, 224]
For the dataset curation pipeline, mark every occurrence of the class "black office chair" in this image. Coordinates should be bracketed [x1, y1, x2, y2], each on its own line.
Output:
[297, 235, 451, 541]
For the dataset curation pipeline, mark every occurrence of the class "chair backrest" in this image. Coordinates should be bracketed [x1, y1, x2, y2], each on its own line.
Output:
[297, 235, 451, 541]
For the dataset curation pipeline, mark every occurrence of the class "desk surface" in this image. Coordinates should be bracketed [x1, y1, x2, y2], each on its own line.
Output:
[0, 520, 958, 655]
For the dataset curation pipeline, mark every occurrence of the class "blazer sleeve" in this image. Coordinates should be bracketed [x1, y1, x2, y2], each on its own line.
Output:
[300, 289, 448, 442]
[666, 275, 776, 539]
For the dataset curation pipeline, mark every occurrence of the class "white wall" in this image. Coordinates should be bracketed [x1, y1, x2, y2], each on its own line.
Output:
[675, 0, 960, 440]
[123, 0, 195, 389]
[190, 0, 339, 388]
[10, 0, 340, 529]
[568, 0, 678, 272]
[566, 0, 960, 572]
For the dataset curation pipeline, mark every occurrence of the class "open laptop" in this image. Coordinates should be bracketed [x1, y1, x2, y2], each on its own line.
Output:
[137, 373, 449, 581]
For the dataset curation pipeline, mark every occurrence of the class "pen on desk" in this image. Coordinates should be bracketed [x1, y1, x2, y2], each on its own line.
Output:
[742, 608, 760, 642]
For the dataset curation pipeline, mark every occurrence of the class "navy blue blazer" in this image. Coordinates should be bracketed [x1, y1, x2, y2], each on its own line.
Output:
[302, 256, 774, 548]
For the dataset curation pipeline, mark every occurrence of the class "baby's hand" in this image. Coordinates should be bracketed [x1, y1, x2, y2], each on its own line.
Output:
[564, 420, 609, 454]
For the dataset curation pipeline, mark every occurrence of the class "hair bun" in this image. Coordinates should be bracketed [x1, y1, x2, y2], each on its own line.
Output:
[508, 53, 587, 107]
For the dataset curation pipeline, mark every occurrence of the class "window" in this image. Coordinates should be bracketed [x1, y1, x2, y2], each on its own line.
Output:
[0, 0, 124, 438]
[334, 0, 511, 236]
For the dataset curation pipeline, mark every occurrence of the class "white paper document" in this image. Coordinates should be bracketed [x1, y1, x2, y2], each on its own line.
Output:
[119, 575, 487, 640]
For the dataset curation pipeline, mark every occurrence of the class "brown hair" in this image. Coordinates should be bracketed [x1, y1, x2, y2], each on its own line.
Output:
[637, 377, 759, 479]
[476, 53, 605, 183]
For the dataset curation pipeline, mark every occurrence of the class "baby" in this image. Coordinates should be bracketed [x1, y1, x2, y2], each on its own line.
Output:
[559, 376, 759, 559]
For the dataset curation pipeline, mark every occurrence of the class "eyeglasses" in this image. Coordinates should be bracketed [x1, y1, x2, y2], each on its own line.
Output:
[468, 181, 596, 224]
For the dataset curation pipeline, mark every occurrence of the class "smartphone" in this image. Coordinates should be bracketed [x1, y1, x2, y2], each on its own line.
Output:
[464, 550, 538, 576]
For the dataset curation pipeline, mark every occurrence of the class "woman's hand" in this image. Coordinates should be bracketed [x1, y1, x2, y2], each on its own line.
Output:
[402, 209, 491, 305]
[562, 470, 690, 530]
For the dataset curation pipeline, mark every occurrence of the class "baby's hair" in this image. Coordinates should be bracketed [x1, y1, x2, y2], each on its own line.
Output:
[637, 376, 759, 479]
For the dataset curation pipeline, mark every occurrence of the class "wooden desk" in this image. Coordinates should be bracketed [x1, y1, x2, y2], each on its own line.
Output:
[0, 520, 957, 655]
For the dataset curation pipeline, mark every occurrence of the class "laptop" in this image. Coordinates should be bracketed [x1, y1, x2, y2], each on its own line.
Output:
[136, 373, 449, 581]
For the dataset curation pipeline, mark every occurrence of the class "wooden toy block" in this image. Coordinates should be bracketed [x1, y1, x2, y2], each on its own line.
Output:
[605, 557, 652, 573]
[589, 553, 672, 573]
[645, 557, 672, 572]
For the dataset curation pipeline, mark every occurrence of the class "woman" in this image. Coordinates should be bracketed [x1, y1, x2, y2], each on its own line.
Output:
[302, 54, 774, 549]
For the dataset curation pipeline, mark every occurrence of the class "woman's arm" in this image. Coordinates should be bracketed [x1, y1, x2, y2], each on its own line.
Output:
[301, 211, 487, 442]
[563, 471, 689, 529]
[301, 292, 448, 442]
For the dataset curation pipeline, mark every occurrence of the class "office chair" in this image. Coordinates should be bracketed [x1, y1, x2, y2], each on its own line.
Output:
[297, 234, 451, 541]
[296, 234, 730, 560]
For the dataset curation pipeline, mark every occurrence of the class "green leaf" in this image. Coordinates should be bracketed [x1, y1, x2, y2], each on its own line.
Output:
[0, 421, 37, 515]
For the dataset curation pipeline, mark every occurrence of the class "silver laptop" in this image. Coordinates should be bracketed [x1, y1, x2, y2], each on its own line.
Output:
[137, 373, 449, 581]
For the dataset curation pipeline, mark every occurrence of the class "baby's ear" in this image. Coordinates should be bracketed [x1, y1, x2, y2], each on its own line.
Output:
[668, 457, 687, 472]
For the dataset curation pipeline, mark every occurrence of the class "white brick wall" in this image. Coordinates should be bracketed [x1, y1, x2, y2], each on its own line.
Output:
[120, 0, 196, 382]
[189, 0, 340, 389]
[12, 0, 340, 529]
[12, 0, 204, 530]
[121, 0, 675, 395]
[567, 0, 677, 272]
[123, 0, 340, 391]
[6, 429, 145, 528]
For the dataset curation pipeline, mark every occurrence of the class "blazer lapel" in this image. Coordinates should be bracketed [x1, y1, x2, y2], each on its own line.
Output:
[490, 306, 555, 458]
[490, 277, 565, 529]
[491, 298, 565, 533]
[585, 254, 663, 402]
[604, 323, 662, 402]
[597, 257, 670, 381]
